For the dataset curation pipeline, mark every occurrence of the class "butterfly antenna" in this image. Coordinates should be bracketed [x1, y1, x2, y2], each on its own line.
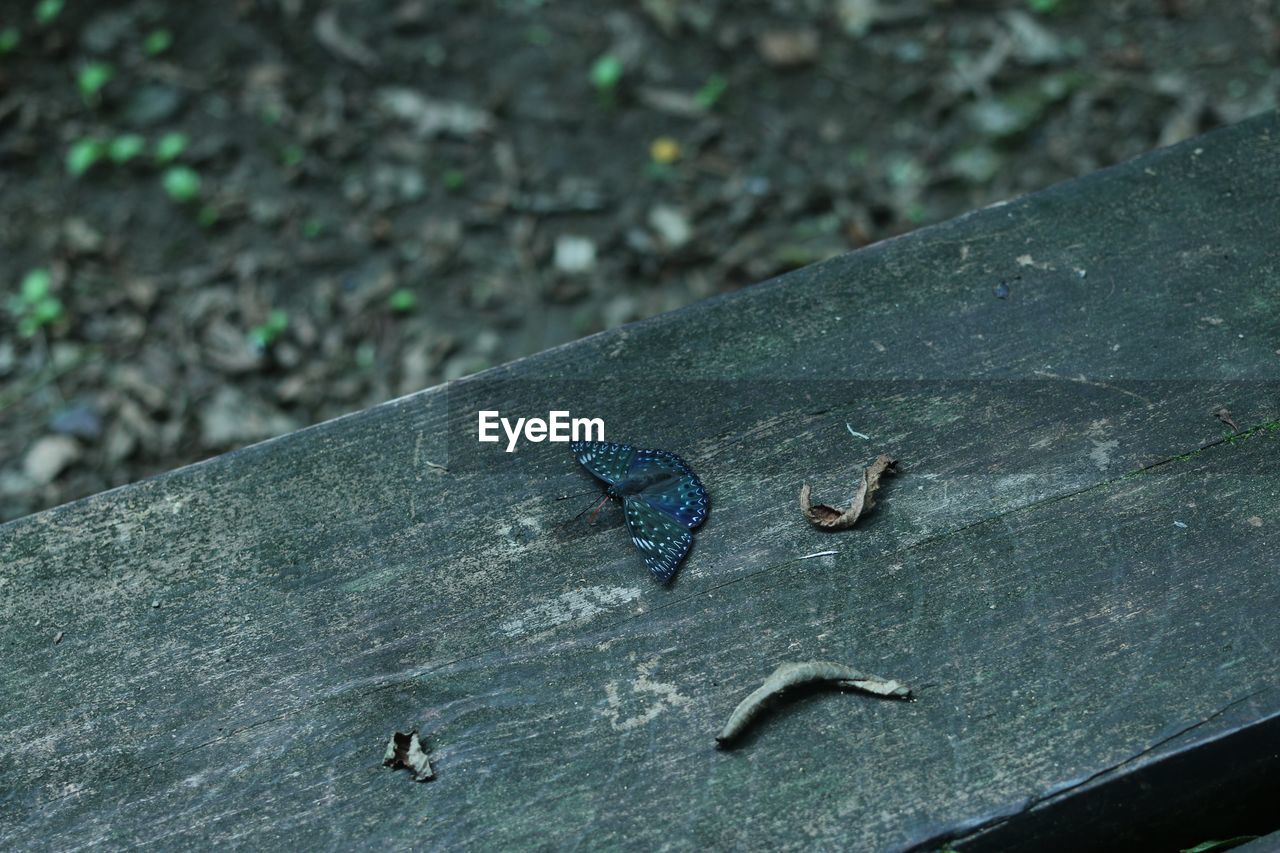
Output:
[564, 493, 611, 525]
[555, 490, 597, 502]
[587, 494, 611, 525]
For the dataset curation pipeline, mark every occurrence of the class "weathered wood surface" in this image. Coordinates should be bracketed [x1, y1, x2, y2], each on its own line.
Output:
[3, 113, 1278, 850]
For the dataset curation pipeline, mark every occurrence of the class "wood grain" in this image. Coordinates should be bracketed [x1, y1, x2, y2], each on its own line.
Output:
[2, 114, 1278, 850]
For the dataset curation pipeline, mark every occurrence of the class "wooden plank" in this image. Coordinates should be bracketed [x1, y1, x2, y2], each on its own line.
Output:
[2, 114, 1278, 849]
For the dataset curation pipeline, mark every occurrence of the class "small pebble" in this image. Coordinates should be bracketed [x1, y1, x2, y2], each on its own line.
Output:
[23, 436, 82, 485]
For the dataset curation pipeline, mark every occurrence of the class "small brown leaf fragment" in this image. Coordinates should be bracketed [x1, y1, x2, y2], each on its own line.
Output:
[1215, 407, 1240, 432]
[800, 454, 897, 530]
[756, 28, 820, 68]
[383, 730, 434, 782]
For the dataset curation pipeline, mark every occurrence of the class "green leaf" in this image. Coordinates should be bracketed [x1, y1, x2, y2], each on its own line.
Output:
[66, 139, 104, 177]
[442, 168, 466, 191]
[154, 131, 188, 163]
[886, 154, 925, 190]
[34, 0, 63, 25]
[143, 29, 173, 56]
[643, 161, 674, 181]
[31, 296, 63, 324]
[162, 165, 201, 202]
[589, 54, 623, 91]
[247, 309, 289, 349]
[108, 134, 146, 164]
[265, 309, 288, 334]
[20, 268, 51, 302]
[905, 201, 929, 224]
[78, 62, 114, 101]
[11, 270, 63, 335]
[694, 74, 728, 110]
[354, 340, 376, 370]
[0, 26, 20, 56]
[388, 288, 417, 313]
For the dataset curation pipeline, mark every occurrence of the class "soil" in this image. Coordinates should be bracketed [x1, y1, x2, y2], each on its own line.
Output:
[2, 0, 1277, 522]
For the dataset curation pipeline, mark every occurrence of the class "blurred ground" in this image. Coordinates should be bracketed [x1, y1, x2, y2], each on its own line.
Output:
[1, 0, 1277, 522]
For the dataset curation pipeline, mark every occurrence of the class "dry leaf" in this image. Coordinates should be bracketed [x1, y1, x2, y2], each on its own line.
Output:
[756, 28, 820, 68]
[314, 10, 381, 69]
[382, 730, 434, 782]
[800, 454, 897, 529]
[716, 660, 911, 747]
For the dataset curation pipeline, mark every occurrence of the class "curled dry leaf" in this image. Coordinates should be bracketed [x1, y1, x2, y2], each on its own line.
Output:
[800, 453, 897, 529]
[716, 661, 912, 747]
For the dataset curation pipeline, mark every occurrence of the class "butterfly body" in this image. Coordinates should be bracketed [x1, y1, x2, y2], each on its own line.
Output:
[571, 440, 708, 582]
[608, 469, 680, 499]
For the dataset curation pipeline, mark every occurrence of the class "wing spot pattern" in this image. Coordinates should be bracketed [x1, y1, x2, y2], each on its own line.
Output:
[575, 440, 707, 582]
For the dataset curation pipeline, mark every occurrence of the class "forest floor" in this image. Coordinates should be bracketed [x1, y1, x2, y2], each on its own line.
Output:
[2, 0, 1278, 521]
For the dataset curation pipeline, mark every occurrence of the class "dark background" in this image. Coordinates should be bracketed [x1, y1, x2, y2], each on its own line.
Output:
[2, 0, 1277, 522]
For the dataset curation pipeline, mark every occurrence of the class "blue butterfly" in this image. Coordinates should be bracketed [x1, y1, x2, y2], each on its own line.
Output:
[570, 440, 709, 583]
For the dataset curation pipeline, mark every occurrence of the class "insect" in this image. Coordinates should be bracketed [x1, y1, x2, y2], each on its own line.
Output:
[570, 440, 708, 583]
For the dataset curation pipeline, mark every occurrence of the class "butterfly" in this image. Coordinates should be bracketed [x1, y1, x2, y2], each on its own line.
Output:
[570, 440, 709, 583]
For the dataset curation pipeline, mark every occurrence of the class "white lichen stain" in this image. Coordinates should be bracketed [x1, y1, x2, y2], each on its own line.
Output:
[499, 585, 641, 638]
[1085, 419, 1120, 471]
[1089, 439, 1119, 470]
[1016, 253, 1055, 271]
[601, 657, 691, 732]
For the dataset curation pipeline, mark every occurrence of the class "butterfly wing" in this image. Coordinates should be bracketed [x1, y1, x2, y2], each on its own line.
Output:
[629, 450, 708, 529]
[570, 440, 636, 486]
[623, 496, 694, 583]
